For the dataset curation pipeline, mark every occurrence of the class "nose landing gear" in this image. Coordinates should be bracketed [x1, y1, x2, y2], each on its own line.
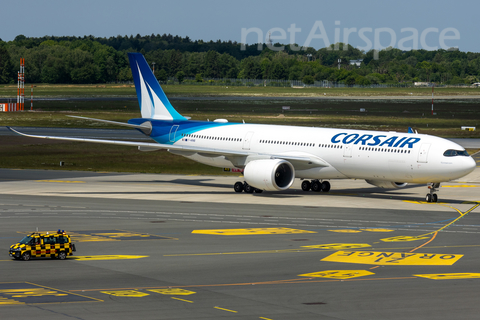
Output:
[426, 183, 440, 203]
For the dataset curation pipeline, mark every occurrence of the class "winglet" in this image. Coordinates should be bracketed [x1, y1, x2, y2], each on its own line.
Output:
[6, 126, 22, 135]
[128, 53, 186, 121]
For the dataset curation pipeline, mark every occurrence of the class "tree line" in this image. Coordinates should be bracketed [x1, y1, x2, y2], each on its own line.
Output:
[0, 34, 480, 85]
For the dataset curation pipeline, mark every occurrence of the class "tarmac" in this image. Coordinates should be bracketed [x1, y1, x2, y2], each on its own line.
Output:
[0, 166, 480, 319]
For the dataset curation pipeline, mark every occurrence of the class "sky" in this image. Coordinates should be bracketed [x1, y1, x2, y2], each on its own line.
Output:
[1, 0, 478, 53]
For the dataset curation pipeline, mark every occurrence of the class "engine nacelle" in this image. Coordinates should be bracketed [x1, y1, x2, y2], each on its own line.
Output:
[365, 179, 408, 189]
[244, 159, 295, 191]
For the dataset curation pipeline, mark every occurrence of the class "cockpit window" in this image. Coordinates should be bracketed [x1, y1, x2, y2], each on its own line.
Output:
[443, 149, 469, 157]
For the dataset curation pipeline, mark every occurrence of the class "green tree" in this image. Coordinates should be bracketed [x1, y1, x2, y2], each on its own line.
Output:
[240, 57, 261, 79]
[0, 45, 13, 84]
[157, 69, 167, 82]
[204, 50, 220, 78]
[302, 75, 314, 85]
[176, 70, 185, 83]
[345, 75, 356, 85]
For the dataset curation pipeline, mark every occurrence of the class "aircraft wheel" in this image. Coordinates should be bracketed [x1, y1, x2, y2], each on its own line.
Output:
[244, 183, 254, 194]
[426, 194, 432, 203]
[301, 180, 311, 191]
[321, 181, 331, 192]
[234, 181, 244, 193]
[432, 193, 438, 203]
[311, 180, 321, 192]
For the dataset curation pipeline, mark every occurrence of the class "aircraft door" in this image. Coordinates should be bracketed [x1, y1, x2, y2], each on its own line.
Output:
[242, 131, 254, 150]
[417, 143, 430, 163]
[169, 125, 179, 142]
[343, 145, 352, 158]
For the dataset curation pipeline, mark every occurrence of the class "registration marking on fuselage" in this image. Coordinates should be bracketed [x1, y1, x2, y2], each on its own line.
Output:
[192, 228, 316, 235]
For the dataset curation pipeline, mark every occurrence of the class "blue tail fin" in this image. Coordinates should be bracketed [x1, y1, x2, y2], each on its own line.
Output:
[128, 53, 186, 121]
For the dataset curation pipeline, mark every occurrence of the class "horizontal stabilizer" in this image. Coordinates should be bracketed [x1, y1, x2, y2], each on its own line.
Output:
[67, 116, 152, 135]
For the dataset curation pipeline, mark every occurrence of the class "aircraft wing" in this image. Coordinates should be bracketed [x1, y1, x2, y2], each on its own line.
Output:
[7, 127, 329, 169]
[7, 126, 248, 157]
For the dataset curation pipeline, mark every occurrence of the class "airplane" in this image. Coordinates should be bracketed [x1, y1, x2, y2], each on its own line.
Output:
[8, 53, 476, 202]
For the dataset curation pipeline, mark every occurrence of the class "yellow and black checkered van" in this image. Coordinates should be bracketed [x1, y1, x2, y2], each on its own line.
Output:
[9, 231, 76, 261]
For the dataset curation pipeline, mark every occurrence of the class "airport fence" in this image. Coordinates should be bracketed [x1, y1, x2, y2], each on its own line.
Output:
[161, 77, 443, 88]
[116, 78, 478, 89]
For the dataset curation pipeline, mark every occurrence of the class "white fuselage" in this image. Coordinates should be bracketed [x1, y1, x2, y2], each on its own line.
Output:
[174, 123, 475, 184]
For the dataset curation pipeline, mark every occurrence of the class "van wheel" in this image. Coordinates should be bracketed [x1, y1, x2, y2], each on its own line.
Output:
[58, 251, 67, 260]
[22, 252, 31, 261]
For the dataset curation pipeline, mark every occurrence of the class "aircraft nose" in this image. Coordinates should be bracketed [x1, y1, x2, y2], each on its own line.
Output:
[463, 156, 477, 175]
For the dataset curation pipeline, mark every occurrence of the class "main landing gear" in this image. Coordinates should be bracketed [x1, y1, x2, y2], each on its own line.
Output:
[234, 181, 263, 194]
[425, 182, 440, 203]
[301, 180, 331, 192]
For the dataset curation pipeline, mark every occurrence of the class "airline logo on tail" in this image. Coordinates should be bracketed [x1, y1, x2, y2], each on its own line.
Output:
[128, 53, 186, 121]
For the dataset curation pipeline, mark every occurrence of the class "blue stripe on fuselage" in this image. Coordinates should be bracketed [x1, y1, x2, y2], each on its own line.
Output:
[128, 118, 238, 144]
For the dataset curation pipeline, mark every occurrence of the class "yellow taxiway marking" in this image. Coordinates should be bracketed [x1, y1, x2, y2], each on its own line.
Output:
[36, 180, 85, 183]
[70, 255, 148, 261]
[392, 203, 480, 244]
[148, 289, 195, 295]
[171, 297, 193, 303]
[0, 282, 103, 305]
[381, 236, 430, 242]
[414, 273, 480, 280]
[214, 306, 238, 313]
[403, 200, 447, 204]
[322, 251, 463, 266]
[360, 228, 394, 232]
[192, 228, 316, 235]
[299, 270, 375, 279]
[101, 290, 149, 297]
[163, 244, 480, 258]
[301, 243, 371, 250]
[0, 297, 25, 305]
[0, 288, 68, 298]
[418, 203, 480, 237]
[442, 185, 479, 188]
[328, 229, 362, 233]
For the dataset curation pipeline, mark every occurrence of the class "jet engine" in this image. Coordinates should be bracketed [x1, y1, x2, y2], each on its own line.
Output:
[365, 180, 408, 189]
[244, 159, 295, 191]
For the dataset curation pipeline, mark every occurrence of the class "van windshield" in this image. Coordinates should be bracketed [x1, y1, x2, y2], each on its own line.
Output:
[19, 236, 33, 244]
